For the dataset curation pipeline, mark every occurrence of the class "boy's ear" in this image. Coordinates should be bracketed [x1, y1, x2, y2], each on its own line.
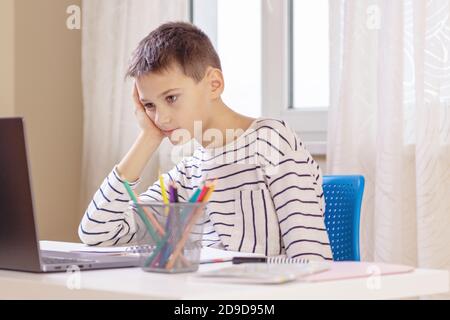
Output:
[205, 67, 224, 99]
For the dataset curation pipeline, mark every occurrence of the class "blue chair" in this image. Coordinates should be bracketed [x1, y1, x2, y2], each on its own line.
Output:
[322, 175, 365, 261]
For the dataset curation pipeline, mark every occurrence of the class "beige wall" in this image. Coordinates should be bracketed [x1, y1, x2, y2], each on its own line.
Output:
[0, 0, 15, 117]
[1, 0, 83, 242]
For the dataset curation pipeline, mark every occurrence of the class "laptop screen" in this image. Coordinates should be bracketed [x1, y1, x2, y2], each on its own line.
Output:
[0, 117, 42, 272]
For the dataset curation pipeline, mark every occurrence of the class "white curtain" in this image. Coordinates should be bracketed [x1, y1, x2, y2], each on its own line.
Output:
[80, 0, 189, 212]
[328, 0, 450, 278]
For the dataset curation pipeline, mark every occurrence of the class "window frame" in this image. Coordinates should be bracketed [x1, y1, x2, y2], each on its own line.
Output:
[190, 0, 328, 155]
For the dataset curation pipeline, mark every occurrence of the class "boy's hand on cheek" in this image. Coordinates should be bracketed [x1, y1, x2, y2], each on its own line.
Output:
[132, 83, 164, 141]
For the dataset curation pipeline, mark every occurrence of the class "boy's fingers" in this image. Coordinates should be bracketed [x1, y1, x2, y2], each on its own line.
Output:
[132, 83, 145, 111]
[132, 83, 140, 102]
[132, 82, 138, 96]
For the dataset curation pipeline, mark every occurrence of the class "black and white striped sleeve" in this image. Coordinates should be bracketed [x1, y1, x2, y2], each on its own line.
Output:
[78, 161, 191, 246]
[78, 165, 142, 246]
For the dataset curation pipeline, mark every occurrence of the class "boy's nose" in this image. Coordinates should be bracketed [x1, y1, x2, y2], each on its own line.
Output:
[155, 108, 171, 126]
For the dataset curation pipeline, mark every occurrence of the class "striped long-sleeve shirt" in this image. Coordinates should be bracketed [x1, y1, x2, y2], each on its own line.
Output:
[78, 118, 333, 261]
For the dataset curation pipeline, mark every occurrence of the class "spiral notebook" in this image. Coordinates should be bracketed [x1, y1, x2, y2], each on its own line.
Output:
[124, 245, 154, 254]
[70, 245, 154, 256]
[70, 245, 300, 265]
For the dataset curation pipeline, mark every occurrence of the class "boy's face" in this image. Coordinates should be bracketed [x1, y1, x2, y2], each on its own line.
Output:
[135, 64, 215, 145]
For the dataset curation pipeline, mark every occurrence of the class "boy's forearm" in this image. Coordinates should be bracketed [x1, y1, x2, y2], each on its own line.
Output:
[116, 131, 162, 183]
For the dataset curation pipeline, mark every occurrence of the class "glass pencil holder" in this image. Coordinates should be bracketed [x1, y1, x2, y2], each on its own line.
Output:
[129, 201, 206, 274]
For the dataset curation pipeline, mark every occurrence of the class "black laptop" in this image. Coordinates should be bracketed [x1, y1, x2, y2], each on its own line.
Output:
[0, 117, 139, 272]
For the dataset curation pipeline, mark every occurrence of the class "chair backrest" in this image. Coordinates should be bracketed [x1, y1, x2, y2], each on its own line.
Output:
[322, 175, 365, 261]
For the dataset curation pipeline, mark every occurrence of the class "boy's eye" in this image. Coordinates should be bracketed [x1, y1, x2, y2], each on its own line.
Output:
[144, 103, 155, 110]
[166, 95, 178, 104]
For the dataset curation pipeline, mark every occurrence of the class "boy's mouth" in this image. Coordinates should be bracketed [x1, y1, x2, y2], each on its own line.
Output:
[161, 128, 178, 136]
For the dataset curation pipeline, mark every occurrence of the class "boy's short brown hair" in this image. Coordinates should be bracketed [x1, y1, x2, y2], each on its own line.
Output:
[125, 21, 222, 82]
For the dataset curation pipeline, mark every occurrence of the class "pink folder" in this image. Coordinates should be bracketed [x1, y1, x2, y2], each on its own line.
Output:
[304, 261, 414, 282]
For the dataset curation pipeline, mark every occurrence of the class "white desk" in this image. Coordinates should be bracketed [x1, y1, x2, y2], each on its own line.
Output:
[0, 241, 448, 300]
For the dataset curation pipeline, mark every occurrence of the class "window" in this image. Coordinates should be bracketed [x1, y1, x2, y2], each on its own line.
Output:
[191, 0, 328, 154]
[192, 0, 261, 118]
[292, 0, 329, 109]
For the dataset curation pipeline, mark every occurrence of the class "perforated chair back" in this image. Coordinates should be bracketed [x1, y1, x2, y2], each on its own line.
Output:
[322, 175, 365, 261]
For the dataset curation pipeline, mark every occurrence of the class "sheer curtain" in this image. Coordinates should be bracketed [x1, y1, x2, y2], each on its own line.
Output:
[80, 0, 189, 213]
[328, 0, 450, 277]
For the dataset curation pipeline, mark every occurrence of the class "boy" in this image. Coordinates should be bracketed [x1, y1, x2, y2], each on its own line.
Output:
[78, 22, 332, 261]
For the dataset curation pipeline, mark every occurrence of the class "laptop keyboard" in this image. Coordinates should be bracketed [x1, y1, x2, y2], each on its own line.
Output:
[42, 256, 95, 265]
